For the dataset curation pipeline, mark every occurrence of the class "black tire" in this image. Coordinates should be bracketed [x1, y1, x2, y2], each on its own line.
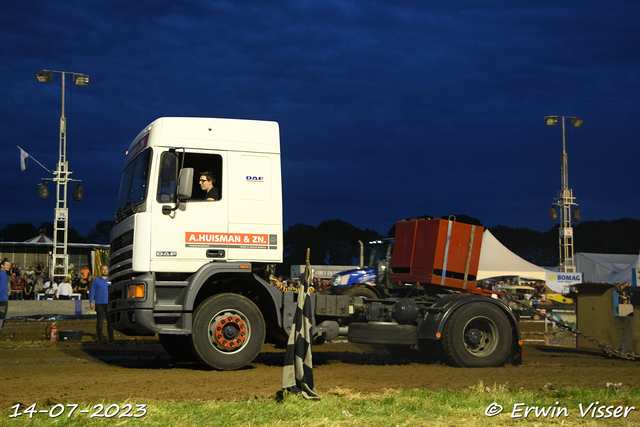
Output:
[440, 302, 512, 367]
[344, 286, 377, 299]
[158, 334, 200, 362]
[192, 293, 265, 371]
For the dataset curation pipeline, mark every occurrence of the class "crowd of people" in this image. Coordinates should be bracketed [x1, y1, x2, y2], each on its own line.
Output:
[477, 280, 548, 302]
[613, 282, 632, 304]
[270, 275, 331, 292]
[2, 260, 96, 301]
[0, 259, 114, 342]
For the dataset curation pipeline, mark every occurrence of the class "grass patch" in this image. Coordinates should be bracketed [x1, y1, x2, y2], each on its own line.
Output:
[2, 383, 639, 426]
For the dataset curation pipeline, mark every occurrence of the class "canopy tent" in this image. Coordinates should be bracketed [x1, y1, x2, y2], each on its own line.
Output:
[575, 252, 638, 282]
[1, 235, 108, 275]
[23, 233, 54, 244]
[600, 254, 640, 283]
[477, 230, 548, 281]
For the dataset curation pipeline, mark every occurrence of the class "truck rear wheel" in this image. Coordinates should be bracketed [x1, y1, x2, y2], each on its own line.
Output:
[440, 302, 511, 367]
[158, 334, 199, 362]
[192, 294, 265, 371]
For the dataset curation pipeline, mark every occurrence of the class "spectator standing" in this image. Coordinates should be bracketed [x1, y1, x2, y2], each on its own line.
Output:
[11, 276, 23, 300]
[57, 277, 73, 300]
[81, 265, 91, 280]
[76, 278, 89, 300]
[89, 265, 114, 342]
[0, 259, 10, 339]
[22, 274, 35, 300]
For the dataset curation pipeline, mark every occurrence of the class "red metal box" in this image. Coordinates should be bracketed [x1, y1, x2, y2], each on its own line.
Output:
[390, 218, 483, 291]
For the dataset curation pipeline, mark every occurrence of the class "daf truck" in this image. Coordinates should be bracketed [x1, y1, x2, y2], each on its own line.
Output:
[108, 117, 522, 370]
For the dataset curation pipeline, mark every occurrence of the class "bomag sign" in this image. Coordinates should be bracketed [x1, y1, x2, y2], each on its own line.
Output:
[546, 272, 583, 293]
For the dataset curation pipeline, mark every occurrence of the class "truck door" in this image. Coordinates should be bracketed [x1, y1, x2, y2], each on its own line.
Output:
[151, 150, 229, 272]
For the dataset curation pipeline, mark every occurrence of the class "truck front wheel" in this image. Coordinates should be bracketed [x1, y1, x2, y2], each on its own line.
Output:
[192, 294, 266, 371]
[440, 302, 512, 367]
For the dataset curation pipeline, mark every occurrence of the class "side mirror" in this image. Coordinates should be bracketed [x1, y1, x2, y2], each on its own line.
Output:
[178, 168, 193, 199]
[162, 166, 194, 216]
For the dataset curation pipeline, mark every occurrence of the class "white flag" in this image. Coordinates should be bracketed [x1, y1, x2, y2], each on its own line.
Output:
[19, 148, 28, 171]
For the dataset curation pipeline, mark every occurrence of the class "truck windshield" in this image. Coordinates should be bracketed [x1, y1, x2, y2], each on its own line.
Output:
[117, 148, 151, 212]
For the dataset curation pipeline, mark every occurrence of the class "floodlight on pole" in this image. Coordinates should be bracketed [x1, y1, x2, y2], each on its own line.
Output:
[35, 71, 53, 83]
[545, 115, 583, 273]
[545, 116, 559, 126]
[74, 75, 90, 86]
[35, 69, 89, 277]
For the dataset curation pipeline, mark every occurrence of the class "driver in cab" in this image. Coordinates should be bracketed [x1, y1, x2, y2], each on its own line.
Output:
[199, 171, 219, 201]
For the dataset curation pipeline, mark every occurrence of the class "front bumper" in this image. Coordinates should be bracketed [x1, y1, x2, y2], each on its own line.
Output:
[108, 274, 191, 336]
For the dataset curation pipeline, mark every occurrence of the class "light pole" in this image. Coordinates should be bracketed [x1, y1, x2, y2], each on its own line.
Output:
[545, 115, 583, 272]
[35, 70, 89, 278]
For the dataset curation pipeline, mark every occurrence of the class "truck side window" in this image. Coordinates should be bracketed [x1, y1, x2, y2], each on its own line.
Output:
[157, 152, 223, 203]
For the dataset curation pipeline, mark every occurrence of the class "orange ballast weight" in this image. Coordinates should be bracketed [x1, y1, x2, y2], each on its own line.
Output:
[389, 217, 483, 292]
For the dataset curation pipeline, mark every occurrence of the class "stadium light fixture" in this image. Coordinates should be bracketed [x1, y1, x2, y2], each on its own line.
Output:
[35, 69, 89, 278]
[544, 115, 583, 273]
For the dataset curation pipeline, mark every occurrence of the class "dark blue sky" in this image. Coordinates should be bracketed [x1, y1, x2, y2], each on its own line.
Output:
[2, 1, 639, 238]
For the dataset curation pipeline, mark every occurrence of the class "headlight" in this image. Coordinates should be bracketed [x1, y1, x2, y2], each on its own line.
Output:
[128, 283, 145, 299]
[331, 275, 340, 287]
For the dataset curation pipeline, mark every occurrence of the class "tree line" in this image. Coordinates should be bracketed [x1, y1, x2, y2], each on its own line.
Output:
[2, 216, 639, 274]
[283, 216, 640, 273]
[0, 220, 113, 245]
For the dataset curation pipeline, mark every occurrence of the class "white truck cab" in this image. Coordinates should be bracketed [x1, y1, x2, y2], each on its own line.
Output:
[111, 117, 282, 278]
[109, 118, 288, 370]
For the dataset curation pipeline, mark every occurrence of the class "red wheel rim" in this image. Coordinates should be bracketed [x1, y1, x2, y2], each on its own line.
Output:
[213, 315, 247, 348]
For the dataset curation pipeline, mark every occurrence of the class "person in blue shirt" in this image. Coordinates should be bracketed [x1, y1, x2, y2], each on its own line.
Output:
[89, 264, 114, 342]
[0, 258, 11, 340]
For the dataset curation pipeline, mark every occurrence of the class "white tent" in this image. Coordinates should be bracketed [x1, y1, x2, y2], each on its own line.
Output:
[575, 252, 637, 282]
[600, 254, 640, 283]
[477, 230, 548, 281]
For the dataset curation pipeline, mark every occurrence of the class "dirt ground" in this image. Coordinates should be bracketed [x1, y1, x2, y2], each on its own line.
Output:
[1, 317, 639, 411]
